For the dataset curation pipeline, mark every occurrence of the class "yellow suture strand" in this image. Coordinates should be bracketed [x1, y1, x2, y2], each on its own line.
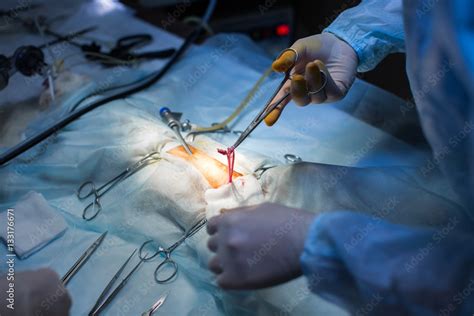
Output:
[191, 66, 273, 133]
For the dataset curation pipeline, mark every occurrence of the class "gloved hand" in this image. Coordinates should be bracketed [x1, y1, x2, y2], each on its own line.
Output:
[0, 268, 72, 316]
[207, 203, 315, 289]
[265, 32, 358, 126]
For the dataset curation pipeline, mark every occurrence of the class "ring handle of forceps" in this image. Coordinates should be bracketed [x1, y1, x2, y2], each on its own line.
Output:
[139, 240, 178, 283]
[275, 48, 328, 97]
[82, 198, 102, 221]
[139, 240, 164, 261]
[77, 181, 97, 199]
[277, 48, 299, 72]
[154, 259, 178, 283]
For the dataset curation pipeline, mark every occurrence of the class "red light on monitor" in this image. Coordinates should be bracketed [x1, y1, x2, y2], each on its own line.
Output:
[276, 24, 290, 36]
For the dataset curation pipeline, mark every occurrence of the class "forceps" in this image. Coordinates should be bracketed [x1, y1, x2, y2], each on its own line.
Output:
[231, 48, 327, 150]
[61, 231, 107, 285]
[89, 249, 145, 315]
[139, 217, 207, 283]
[77, 152, 161, 221]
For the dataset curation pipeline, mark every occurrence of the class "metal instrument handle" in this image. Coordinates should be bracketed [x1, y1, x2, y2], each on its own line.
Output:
[82, 198, 102, 221]
[139, 240, 165, 261]
[77, 181, 96, 199]
[154, 258, 178, 283]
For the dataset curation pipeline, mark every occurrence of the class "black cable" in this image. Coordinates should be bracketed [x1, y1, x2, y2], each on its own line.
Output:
[69, 71, 157, 113]
[0, 0, 217, 166]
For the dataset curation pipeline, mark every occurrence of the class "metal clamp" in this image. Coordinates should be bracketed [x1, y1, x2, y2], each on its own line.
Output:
[284, 154, 302, 164]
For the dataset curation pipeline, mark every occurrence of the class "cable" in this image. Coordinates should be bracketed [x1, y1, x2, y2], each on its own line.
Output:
[0, 0, 217, 166]
[190, 67, 273, 134]
[69, 71, 158, 113]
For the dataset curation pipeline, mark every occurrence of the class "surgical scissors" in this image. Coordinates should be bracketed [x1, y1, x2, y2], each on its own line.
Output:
[139, 217, 207, 283]
[230, 48, 327, 150]
[77, 151, 161, 221]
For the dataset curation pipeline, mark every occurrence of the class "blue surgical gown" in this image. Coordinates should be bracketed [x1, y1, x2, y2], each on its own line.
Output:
[301, 0, 474, 314]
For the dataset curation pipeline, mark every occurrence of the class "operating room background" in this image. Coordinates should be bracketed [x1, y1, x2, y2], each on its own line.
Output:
[1, 0, 457, 314]
[122, 0, 414, 101]
[121, 0, 428, 148]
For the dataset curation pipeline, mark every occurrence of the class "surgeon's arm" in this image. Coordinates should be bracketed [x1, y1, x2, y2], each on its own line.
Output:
[301, 211, 474, 315]
[325, 0, 405, 72]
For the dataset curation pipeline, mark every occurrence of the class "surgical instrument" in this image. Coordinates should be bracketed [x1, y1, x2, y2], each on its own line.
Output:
[141, 291, 169, 316]
[81, 34, 176, 67]
[89, 249, 145, 315]
[160, 107, 193, 155]
[139, 217, 207, 283]
[0, 26, 96, 91]
[89, 249, 136, 314]
[39, 28, 176, 66]
[190, 67, 273, 135]
[284, 154, 302, 164]
[229, 48, 327, 151]
[77, 152, 161, 221]
[0, 0, 217, 166]
[61, 231, 107, 285]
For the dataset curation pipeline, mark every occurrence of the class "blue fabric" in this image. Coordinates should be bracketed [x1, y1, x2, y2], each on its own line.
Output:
[403, 0, 474, 221]
[302, 0, 474, 314]
[324, 0, 405, 72]
[301, 211, 474, 315]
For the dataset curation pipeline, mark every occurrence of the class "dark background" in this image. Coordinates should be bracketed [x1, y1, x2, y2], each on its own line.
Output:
[121, 0, 412, 101]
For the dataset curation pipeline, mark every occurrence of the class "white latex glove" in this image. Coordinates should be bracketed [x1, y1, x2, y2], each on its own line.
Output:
[207, 203, 315, 289]
[265, 32, 358, 126]
[0, 268, 72, 316]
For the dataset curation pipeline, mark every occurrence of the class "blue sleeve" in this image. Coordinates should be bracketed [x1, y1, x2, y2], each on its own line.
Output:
[300, 211, 474, 315]
[403, 0, 474, 219]
[324, 0, 405, 72]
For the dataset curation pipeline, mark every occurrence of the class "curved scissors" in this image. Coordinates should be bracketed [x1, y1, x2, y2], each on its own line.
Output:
[77, 151, 161, 221]
[138, 217, 207, 283]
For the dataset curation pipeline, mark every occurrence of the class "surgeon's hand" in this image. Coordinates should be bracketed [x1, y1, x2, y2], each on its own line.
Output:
[265, 32, 358, 126]
[207, 203, 315, 289]
[0, 268, 72, 316]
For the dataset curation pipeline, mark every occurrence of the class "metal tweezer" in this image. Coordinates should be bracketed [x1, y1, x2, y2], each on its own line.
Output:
[88, 249, 137, 314]
[90, 249, 144, 315]
[61, 231, 108, 285]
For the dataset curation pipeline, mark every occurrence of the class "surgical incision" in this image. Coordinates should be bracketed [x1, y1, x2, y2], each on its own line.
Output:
[167, 145, 242, 188]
